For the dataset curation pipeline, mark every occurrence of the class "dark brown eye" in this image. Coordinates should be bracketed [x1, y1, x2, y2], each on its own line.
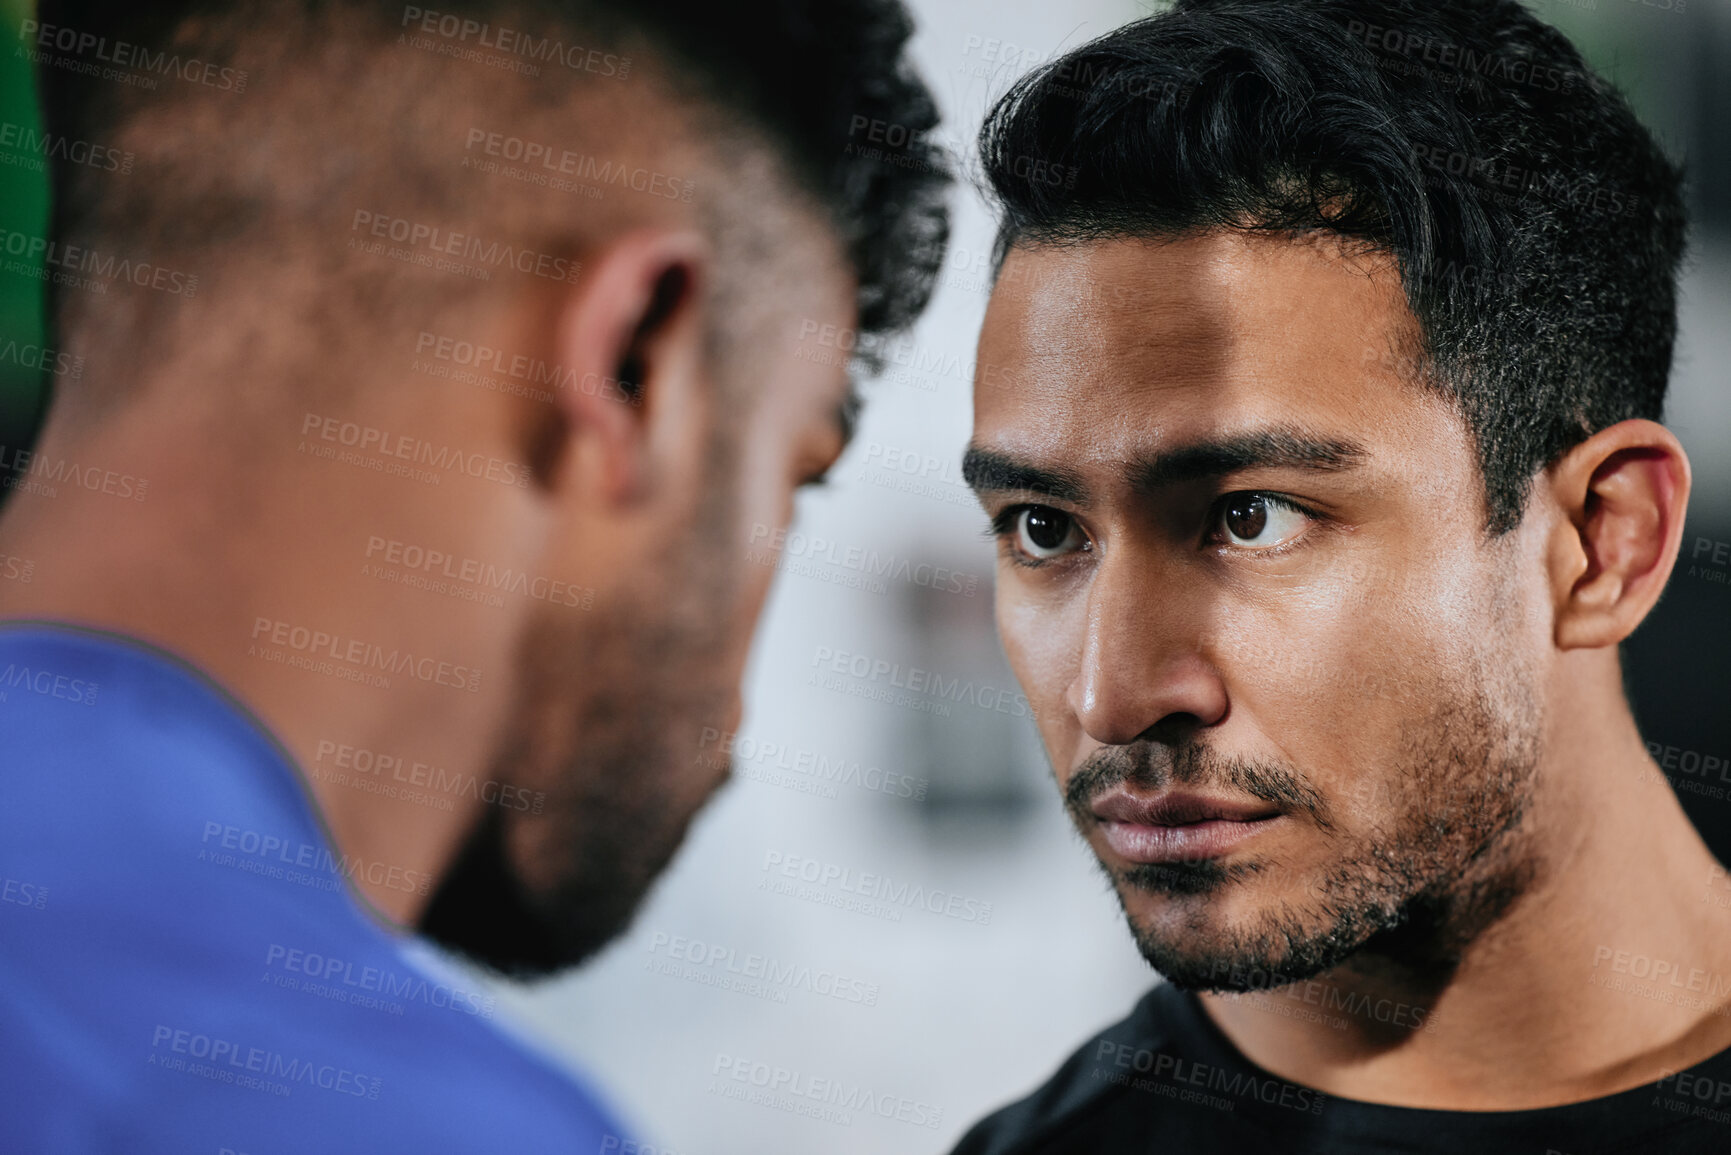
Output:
[1214, 492, 1311, 549]
[1014, 507, 1083, 559]
[1025, 509, 1069, 549]
[1223, 494, 1268, 541]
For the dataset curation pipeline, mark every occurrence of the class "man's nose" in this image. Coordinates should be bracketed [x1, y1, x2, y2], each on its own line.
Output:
[1064, 549, 1227, 747]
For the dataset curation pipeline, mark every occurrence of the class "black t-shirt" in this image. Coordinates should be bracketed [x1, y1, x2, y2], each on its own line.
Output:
[950, 983, 1731, 1154]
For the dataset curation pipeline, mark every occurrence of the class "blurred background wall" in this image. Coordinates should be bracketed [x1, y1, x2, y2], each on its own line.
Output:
[2, 1, 1728, 1152]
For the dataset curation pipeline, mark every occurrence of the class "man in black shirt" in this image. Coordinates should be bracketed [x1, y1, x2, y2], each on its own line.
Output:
[954, 1, 1731, 1151]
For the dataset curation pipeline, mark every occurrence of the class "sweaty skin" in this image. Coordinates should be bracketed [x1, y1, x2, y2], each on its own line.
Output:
[970, 231, 1731, 1110]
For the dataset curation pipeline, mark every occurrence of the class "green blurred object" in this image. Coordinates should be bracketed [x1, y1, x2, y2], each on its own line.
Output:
[0, 0, 49, 460]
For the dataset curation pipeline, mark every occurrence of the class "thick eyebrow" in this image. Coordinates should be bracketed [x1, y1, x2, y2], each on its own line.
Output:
[962, 427, 1366, 503]
[962, 446, 1089, 502]
[1129, 428, 1367, 491]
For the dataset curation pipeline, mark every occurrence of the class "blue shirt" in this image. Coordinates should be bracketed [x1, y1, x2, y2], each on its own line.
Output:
[0, 623, 630, 1153]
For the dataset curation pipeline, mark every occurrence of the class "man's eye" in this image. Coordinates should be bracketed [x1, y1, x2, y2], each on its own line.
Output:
[1013, 506, 1086, 559]
[1212, 493, 1310, 549]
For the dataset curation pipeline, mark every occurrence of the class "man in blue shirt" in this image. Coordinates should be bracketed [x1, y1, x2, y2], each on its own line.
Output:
[0, 0, 950, 1149]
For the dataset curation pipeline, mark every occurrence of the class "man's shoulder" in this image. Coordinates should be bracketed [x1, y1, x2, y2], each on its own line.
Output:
[0, 624, 631, 1151]
[1, 931, 629, 1153]
[950, 985, 1184, 1155]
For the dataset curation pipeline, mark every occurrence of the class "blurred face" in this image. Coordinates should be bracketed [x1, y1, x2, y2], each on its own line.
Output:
[423, 255, 857, 976]
[969, 233, 1549, 991]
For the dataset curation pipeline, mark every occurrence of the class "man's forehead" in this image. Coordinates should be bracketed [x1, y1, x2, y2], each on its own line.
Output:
[987, 232, 1407, 354]
[979, 234, 1420, 417]
[971, 233, 1458, 493]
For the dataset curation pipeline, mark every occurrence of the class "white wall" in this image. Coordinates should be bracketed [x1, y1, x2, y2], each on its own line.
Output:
[479, 2, 1731, 1153]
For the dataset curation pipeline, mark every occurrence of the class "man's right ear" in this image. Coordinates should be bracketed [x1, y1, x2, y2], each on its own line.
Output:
[533, 228, 710, 508]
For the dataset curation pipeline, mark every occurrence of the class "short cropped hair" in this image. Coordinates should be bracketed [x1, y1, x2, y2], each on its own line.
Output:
[980, 0, 1685, 533]
[34, 0, 951, 353]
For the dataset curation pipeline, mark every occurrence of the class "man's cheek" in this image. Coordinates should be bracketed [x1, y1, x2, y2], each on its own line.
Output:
[995, 603, 1077, 763]
[997, 583, 1081, 678]
[732, 481, 794, 625]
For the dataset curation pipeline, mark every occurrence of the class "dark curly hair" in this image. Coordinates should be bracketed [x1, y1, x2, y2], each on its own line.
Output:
[980, 0, 1686, 534]
[577, 0, 952, 339]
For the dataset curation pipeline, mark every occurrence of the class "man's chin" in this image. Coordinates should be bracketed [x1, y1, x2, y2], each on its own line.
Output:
[418, 804, 668, 979]
[1116, 857, 1260, 897]
[1121, 891, 1392, 994]
[1131, 932, 1350, 993]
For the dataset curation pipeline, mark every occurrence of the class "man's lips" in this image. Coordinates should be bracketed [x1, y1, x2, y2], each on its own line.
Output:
[1089, 789, 1283, 864]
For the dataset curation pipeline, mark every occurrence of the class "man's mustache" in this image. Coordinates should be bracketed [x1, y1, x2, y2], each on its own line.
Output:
[1062, 741, 1333, 831]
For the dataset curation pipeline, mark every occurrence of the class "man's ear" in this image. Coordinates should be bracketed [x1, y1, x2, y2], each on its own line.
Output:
[1545, 418, 1692, 650]
[532, 228, 710, 507]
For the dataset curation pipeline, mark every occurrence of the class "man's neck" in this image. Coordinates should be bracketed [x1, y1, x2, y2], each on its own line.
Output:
[0, 412, 523, 924]
[1198, 666, 1731, 1110]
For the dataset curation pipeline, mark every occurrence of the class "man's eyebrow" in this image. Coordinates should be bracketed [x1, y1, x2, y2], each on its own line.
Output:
[1130, 428, 1368, 490]
[960, 428, 1365, 503]
[961, 447, 1088, 502]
